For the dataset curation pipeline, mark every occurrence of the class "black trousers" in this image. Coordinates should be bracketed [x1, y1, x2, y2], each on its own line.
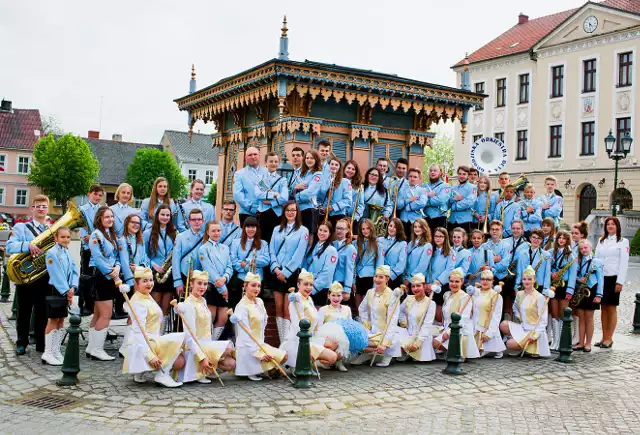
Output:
[328, 214, 346, 229]
[402, 220, 413, 240]
[259, 209, 280, 245]
[16, 275, 48, 350]
[79, 249, 94, 310]
[427, 216, 447, 236]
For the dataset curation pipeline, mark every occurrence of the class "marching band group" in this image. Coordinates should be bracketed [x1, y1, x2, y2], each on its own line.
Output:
[7, 140, 630, 388]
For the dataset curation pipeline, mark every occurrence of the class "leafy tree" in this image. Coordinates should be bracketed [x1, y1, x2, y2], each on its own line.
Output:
[631, 228, 640, 256]
[28, 134, 100, 213]
[205, 182, 217, 206]
[41, 114, 64, 136]
[126, 148, 188, 200]
[423, 132, 454, 182]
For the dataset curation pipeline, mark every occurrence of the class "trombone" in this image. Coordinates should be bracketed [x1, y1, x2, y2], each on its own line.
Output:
[322, 173, 336, 224]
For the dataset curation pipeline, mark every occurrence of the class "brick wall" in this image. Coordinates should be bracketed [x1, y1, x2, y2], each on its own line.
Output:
[263, 297, 280, 347]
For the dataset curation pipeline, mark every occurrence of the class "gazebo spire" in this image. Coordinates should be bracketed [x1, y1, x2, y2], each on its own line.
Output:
[278, 16, 289, 60]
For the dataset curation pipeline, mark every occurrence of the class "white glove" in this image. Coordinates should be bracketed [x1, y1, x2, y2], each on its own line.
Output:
[465, 285, 476, 297]
[431, 284, 442, 294]
[545, 289, 555, 299]
[493, 285, 503, 294]
[119, 284, 130, 294]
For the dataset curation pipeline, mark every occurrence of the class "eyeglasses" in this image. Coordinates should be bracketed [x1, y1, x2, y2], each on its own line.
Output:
[285, 209, 297, 213]
[33, 205, 48, 210]
[369, 174, 379, 177]
[189, 218, 204, 222]
[223, 208, 235, 212]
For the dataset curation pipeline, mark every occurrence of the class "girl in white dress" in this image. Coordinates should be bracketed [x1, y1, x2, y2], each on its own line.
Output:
[499, 265, 552, 357]
[396, 273, 436, 362]
[432, 268, 480, 360]
[232, 272, 288, 381]
[316, 282, 352, 372]
[176, 270, 236, 384]
[121, 267, 185, 387]
[352, 265, 403, 367]
[472, 270, 506, 358]
[281, 270, 339, 370]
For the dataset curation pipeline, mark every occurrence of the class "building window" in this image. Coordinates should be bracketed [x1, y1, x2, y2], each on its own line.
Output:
[516, 130, 528, 161]
[581, 121, 595, 156]
[518, 74, 529, 104]
[15, 189, 28, 206]
[0, 187, 4, 205]
[187, 169, 197, 182]
[54, 199, 64, 208]
[583, 59, 597, 92]
[618, 52, 633, 87]
[475, 82, 485, 94]
[616, 117, 632, 152]
[549, 125, 562, 158]
[0, 155, 5, 173]
[494, 133, 504, 143]
[496, 78, 506, 107]
[17, 156, 30, 175]
[472, 135, 482, 143]
[551, 65, 564, 98]
[205, 170, 215, 185]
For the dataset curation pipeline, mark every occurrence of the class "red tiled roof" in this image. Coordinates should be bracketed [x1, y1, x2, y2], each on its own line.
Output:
[0, 109, 43, 151]
[454, 0, 640, 67]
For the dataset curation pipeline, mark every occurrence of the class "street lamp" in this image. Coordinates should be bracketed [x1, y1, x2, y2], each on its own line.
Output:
[277, 151, 294, 184]
[604, 129, 633, 216]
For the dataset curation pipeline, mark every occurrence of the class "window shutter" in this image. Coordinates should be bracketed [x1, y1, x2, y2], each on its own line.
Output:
[388, 145, 404, 163]
[373, 143, 387, 164]
[332, 139, 347, 162]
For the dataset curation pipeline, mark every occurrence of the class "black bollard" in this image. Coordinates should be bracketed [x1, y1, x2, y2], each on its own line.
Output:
[555, 307, 574, 363]
[294, 319, 313, 389]
[0, 263, 10, 303]
[57, 314, 82, 386]
[443, 313, 464, 375]
[632, 293, 640, 334]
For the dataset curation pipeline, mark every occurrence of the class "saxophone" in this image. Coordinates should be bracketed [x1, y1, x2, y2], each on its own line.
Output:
[155, 251, 173, 284]
[570, 261, 594, 307]
[551, 256, 575, 288]
[532, 254, 545, 289]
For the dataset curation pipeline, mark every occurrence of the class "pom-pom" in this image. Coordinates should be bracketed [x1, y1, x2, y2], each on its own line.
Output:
[229, 314, 239, 325]
[432, 284, 442, 294]
[465, 285, 476, 296]
[288, 292, 297, 302]
[393, 288, 403, 297]
[493, 285, 503, 294]
[547, 290, 555, 299]
[119, 284, 130, 294]
[334, 319, 369, 354]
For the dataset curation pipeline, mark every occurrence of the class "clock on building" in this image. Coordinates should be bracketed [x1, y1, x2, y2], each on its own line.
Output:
[583, 15, 598, 33]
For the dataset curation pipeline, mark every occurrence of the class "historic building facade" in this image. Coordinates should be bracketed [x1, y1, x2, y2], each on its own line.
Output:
[452, 0, 640, 224]
[175, 18, 484, 218]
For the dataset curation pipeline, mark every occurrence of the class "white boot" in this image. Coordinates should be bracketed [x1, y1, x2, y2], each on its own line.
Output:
[212, 326, 224, 341]
[546, 315, 554, 345]
[335, 359, 348, 372]
[375, 355, 392, 367]
[85, 327, 95, 357]
[42, 331, 62, 366]
[154, 371, 182, 388]
[197, 377, 212, 384]
[572, 316, 580, 346]
[275, 317, 283, 344]
[53, 329, 65, 362]
[282, 319, 291, 341]
[119, 328, 132, 358]
[551, 319, 562, 351]
[248, 375, 262, 381]
[90, 329, 115, 361]
[350, 352, 372, 365]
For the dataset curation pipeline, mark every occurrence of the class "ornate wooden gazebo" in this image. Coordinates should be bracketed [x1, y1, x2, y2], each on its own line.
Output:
[175, 18, 484, 215]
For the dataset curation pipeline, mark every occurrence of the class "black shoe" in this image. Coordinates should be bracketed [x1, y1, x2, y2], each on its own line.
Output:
[600, 342, 613, 349]
[16, 345, 26, 355]
[572, 346, 585, 352]
[594, 341, 603, 347]
[0, 296, 9, 303]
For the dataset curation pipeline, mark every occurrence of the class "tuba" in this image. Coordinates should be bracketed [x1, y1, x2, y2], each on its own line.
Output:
[7, 201, 88, 285]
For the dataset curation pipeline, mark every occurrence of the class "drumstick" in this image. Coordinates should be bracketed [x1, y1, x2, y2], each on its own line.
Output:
[227, 309, 293, 384]
[288, 288, 321, 379]
[170, 300, 224, 387]
[122, 292, 163, 374]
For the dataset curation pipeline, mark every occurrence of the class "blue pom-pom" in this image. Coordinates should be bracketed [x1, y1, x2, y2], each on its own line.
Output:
[334, 319, 369, 354]
[229, 314, 239, 324]
[288, 292, 297, 302]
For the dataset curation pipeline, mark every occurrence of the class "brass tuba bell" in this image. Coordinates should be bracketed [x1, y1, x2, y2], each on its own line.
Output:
[7, 201, 88, 285]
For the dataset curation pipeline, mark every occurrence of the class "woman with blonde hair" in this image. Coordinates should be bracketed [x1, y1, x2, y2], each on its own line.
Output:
[111, 183, 136, 237]
[140, 177, 177, 230]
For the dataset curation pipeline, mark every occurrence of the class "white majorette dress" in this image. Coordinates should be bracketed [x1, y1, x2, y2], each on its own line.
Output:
[397, 294, 436, 362]
[434, 288, 480, 359]
[472, 286, 506, 355]
[233, 294, 287, 377]
[281, 281, 326, 368]
[317, 303, 352, 326]
[176, 294, 233, 383]
[121, 271, 185, 386]
[507, 289, 550, 357]
[358, 280, 402, 358]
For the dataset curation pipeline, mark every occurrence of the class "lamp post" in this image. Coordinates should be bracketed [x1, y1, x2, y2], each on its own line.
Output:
[277, 151, 294, 184]
[604, 129, 633, 216]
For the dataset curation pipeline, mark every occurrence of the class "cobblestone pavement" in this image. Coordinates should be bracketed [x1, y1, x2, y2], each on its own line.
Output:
[1, 277, 639, 434]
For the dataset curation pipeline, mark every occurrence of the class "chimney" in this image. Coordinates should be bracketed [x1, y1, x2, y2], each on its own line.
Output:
[112, 133, 122, 142]
[88, 130, 100, 139]
[0, 99, 12, 112]
[518, 13, 529, 24]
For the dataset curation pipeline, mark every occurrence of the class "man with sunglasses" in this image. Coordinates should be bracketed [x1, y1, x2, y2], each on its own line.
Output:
[172, 209, 205, 296]
[220, 200, 240, 248]
[6, 195, 51, 355]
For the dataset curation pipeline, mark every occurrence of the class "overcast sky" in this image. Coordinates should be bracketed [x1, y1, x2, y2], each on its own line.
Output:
[1, 0, 589, 144]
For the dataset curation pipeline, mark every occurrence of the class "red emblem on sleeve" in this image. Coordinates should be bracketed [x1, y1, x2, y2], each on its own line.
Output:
[47, 258, 53, 264]
[352, 252, 357, 261]
[348, 183, 352, 190]
[445, 188, 450, 193]
[427, 248, 432, 255]
[468, 255, 471, 262]
[200, 255, 204, 261]
[92, 240, 97, 245]
[452, 254, 456, 262]
[305, 234, 309, 241]
[473, 188, 477, 195]
[331, 256, 337, 263]
[314, 175, 321, 182]
[627, 247, 630, 253]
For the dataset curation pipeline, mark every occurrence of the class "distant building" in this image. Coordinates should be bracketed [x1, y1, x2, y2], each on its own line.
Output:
[0, 99, 45, 218]
[161, 129, 218, 197]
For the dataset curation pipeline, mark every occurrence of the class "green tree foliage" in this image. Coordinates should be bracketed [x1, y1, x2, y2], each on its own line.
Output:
[205, 182, 217, 206]
[630, 227, 640, 256]
[126, 148, 188, 200]
[423, 132, 454, 182]
[28, 134, 100, 210]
